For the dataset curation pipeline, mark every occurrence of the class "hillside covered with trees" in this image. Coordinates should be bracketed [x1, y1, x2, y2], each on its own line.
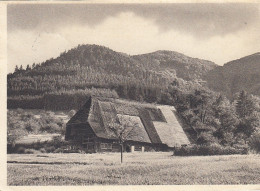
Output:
[8, 44, 216, 110]
[204, 53, 260, 99]
[167, 82, 260, 153]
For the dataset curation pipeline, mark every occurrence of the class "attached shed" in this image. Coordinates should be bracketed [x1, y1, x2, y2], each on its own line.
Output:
[65, 97, 191, 153]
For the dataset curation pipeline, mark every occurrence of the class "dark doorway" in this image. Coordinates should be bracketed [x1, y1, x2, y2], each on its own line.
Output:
[126, 145, 131, 152]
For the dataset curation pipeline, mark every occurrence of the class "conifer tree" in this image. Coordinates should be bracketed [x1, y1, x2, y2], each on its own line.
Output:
[26, 64, 31, 71]
[236, 90, 255, 118]
[14, 65, 19, 72]
[19, 65, 23, 71]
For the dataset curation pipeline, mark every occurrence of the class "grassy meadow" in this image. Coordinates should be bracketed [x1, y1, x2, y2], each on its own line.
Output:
[8, 152, 260, 185]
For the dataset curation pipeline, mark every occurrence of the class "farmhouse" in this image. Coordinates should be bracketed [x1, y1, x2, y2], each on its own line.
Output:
[65, 96, 191, 153]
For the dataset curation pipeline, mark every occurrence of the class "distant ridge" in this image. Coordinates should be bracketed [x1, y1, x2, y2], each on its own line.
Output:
[133, 50, 217, 80]
[204, 52, 260, 98]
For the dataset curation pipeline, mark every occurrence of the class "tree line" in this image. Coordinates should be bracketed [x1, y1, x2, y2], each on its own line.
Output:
[164, 81, 260, 152]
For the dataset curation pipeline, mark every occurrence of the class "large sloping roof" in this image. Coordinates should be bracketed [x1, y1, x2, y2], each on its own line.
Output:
[67, 97, 190, 147]
[138, 108, 162, 144]
[153, 106, 190, 147]
[67, 98, 92, 124]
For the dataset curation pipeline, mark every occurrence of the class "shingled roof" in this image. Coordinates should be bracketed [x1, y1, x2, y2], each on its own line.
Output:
[67, 97, 190, 147]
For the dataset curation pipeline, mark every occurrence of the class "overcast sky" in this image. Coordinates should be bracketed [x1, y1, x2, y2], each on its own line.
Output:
[7, 3, 260, 73]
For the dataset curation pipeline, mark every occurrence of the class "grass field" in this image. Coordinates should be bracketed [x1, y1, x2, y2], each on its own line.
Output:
[7, 152, 260, 185]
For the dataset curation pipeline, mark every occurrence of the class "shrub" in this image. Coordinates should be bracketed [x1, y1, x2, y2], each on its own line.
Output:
[51, 135, 66, 148]
[174, 144, 248, 156]
[63, 149, 81, 153]
[32, 140, 43, 150]
[24, 149, 41, 154]
[7, 127, 28, 146]
[52, 135, 62, 142]
[39, 148, 46, 153]
[249, 131, 260, 153]
[233, 142, 249, 153]
[17, 146, 25, 154]
[60, 126, 66, 135]
[53, 148, 63, 153]
[40, 123, 61, 133]
[197, 132, 218, 145]
[44, 146, 56, 153]
[53, 145, 75, 153]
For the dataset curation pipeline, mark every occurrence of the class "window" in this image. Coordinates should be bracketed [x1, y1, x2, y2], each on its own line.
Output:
[100, 143, 112, 149]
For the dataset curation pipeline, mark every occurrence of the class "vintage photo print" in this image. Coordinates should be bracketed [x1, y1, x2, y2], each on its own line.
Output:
[1, 1, 260, 190]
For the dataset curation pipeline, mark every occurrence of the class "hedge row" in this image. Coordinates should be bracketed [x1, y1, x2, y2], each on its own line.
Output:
[7, 136, 84, 154]
[174, 144, 248, 156]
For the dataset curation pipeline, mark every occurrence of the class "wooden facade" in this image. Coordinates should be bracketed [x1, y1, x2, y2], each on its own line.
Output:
[66, 124, 168, 153]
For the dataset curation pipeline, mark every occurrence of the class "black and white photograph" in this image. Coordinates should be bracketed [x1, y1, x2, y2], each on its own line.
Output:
[1, 1, 260, 188]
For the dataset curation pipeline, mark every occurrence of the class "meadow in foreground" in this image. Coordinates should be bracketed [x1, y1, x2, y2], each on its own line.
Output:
[7, 152, 260, 185]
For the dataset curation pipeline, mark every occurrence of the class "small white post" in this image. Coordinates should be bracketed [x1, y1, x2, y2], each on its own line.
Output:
[141, 146, 145, 153]
[131, 145, 135, 153]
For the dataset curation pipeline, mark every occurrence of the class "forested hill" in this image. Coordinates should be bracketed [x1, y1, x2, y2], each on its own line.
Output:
[133, 50, 217, 80]
[204, 53, 260, 98]
[7, 44, 217, 109]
